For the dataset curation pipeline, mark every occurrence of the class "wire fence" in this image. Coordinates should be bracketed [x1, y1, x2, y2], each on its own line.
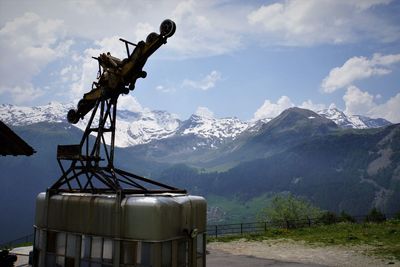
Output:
[0, 233, 34, 249]
[206, 213, 397, 238]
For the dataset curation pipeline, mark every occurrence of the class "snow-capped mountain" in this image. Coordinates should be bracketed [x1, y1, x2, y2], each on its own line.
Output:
[0, 102, 393, 148]
[101, 110, 181, 147]
[171, 113, 250, 150]
[0, 102, 181, 147]
[317, 107, 392, 129]
[177, 114, 249, 140]
[0, 102, 73, 125]
[0, 102, 250, 148]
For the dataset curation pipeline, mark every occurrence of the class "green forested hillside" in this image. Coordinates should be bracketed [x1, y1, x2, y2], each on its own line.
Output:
[158, 124, 400, 220]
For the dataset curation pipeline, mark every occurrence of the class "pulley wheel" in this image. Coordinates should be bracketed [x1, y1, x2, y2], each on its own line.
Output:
[160, 19, 176, 38]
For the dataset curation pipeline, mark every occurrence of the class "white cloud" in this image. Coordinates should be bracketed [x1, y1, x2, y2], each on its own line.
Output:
[300, 100, 327, 111]
[370, 93, 400, 123]
[117, 95, 144, 113]
[0, 12, 71, 104]
[343, 85, 400, 123]
[7, 85, 44, 104]
[194, 106, 214, 118]
[322, 53, 400, 93]
[1, 1, 247, 59]
[59, 65, 80, 83]
[2, 1, 398, 57]
[0, 1, 248, 105]
[247, 0, 398, 46]
[343, 86, 376, 115]
[182, 70, 222, 90]
[253, 96, 294, 121]
[156, 85, 175, 93]
[251, 90, 399, 123]
[168, 0, 245, 58]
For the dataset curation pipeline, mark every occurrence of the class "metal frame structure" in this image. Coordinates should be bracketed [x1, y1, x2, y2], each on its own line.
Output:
[50, 95, 186, 195]
[49, 20, 185, 195]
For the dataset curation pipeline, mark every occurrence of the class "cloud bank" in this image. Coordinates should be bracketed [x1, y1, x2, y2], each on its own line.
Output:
[322, 53, 400, 93]
[0, 12, 71, 103]
[248, 0, 398, 46]
[253, 90, 399, 123]
[343, 86, 400, 123]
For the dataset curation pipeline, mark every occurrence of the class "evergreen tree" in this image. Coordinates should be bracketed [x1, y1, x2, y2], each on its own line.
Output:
[365, 207, 386, 223]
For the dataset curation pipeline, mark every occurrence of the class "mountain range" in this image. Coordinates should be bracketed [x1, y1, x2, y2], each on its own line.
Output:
[0, 102, 398, 243]
[0, 102, 392, 148]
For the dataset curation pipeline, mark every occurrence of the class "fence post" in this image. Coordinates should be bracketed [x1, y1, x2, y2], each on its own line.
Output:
[308, 217, 311, 227]
[240, 223, 243, 235]
[215, 225, 218, 238]
[264, 221, 267, 232]
[286, 220, 290, 229]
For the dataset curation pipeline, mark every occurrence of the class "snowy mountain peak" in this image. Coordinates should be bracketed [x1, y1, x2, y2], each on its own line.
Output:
[106, 109, 181, 147]
[179, 114, 249, 140]
[317, 107, 392, 129]
[0, 102, 73, 126]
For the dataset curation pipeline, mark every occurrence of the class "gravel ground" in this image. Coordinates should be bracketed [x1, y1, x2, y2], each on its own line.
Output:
[10, 246, 31, 266]
[208, 239, 400, 267]
[207, 249, 327, 266]
[9, 242, 400, 267]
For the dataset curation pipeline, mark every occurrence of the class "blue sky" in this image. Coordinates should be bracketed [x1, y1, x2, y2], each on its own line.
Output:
[0, 0, 399, 122]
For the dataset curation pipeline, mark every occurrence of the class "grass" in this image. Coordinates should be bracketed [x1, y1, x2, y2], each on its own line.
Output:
[208, 219, 400, 261]
[13, 242, 33, 248]
[0, 242, 33, 250]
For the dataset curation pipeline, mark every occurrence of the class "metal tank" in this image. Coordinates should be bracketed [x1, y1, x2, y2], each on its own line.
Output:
[33, 192, 206, 267]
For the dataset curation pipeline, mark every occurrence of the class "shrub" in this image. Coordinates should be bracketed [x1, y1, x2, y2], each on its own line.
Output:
[319, 211, 338, 225]
[258, 193, 323, 228]
[365, 207, 386, 223]
[340, 211, 356, 223]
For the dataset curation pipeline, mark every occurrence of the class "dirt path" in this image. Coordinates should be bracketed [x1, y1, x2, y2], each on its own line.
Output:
[208, 239, 399, 267]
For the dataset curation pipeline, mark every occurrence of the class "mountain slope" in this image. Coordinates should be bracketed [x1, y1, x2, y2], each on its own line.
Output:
[195, 107, 339, 168]
[158, 124, 400, 217]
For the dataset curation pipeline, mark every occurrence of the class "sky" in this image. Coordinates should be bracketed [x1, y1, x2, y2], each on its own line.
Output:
[0, 0, 399, 123]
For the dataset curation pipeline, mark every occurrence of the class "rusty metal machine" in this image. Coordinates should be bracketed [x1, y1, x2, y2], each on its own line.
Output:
[51, 19, 185, 195]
